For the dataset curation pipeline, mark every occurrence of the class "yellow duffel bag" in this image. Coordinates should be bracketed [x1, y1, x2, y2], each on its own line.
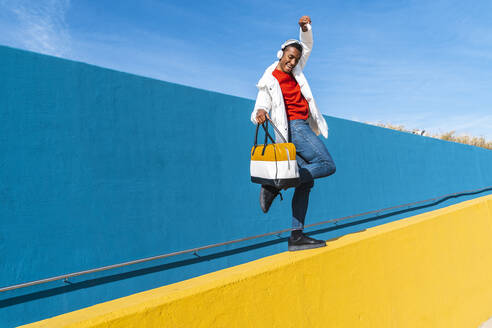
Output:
[250, 120, 300, 189]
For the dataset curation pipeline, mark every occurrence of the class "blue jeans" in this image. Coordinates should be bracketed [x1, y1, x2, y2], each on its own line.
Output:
[288, 119, 336, 230]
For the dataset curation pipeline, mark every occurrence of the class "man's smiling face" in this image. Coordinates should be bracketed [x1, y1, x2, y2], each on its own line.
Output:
[278, 46, 302, 74]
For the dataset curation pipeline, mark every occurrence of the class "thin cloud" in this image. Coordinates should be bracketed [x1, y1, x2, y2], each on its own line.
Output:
[425, 114, 492, 139]
[1, 0, 71, 57]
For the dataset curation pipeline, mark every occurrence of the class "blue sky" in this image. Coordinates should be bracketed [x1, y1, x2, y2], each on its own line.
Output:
[1, 0, 491, 139]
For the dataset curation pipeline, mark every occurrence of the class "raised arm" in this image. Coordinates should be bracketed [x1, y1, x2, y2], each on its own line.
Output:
[298, 16, 313, 70]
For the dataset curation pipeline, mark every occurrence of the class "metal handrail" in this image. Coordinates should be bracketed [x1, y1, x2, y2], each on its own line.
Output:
[1, 185, 491, 293]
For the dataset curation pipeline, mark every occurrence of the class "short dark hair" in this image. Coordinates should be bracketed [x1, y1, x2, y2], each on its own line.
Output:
[284, 42, 303, 55]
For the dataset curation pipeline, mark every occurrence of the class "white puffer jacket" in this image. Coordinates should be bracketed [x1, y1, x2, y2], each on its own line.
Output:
[250, 24, 328, 142]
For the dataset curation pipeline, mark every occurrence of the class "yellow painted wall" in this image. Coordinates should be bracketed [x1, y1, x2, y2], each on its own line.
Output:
[22, 195, 492, 328]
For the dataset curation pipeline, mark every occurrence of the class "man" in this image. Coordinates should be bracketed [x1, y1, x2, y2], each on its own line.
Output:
[251, 16, 336, 251]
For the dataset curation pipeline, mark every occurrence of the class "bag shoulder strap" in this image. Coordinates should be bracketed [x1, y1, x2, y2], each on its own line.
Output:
[267, 118, 288, 143]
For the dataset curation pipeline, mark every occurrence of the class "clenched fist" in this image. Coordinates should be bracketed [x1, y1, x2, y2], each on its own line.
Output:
[298, 16, 311, 32]
[256, 109, 269, 125]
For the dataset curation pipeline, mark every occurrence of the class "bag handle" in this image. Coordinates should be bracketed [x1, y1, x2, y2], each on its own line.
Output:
[261, 120, 276, 155]
[252, 120, 276, 156]
[263, 120, 269, 146]
[253, 123, 260, 146]
[253, 121, 275, 147]
[252, 117, 289, 157]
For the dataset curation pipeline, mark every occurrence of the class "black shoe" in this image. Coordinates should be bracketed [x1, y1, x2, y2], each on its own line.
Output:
[259, 185, 282, 213]
[288, 231, 326, 251]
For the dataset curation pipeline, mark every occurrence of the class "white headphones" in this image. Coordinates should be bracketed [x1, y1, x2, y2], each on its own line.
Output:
[277, 39, 304, 59]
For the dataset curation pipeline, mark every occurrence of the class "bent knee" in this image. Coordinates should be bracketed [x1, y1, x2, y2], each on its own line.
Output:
[328, 162, 336, 175]
[322, 161, 336, 177]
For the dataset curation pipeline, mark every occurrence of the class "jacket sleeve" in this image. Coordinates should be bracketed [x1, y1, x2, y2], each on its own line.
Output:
[250, 86, 272, 124]
[298, 23, 313, 70]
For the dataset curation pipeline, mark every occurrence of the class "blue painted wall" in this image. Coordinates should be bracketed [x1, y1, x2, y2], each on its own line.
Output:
[1, 45, 491, 327]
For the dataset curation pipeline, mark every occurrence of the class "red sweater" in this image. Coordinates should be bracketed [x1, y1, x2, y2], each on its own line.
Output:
[272, 69, 309, 121]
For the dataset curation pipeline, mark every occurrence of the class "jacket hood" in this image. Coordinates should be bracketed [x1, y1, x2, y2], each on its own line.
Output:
[256, 62, 278, 89]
